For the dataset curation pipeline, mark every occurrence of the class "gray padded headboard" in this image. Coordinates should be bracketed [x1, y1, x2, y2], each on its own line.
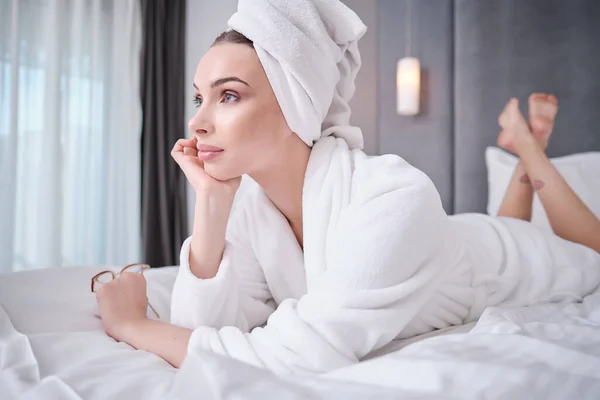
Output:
[453, 0, 600, 213]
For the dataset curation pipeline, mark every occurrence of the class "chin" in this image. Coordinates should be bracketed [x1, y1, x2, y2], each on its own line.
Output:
[203, 162, 240, 182]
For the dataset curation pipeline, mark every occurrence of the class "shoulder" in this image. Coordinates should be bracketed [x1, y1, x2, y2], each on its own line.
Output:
[349, 152, 441, 208]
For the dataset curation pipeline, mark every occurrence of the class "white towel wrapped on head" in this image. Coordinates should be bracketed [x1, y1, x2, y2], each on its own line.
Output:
[227, 0, 366, 149]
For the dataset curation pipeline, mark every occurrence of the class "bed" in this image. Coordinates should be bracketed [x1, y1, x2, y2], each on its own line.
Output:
[1, 265, 600, 399]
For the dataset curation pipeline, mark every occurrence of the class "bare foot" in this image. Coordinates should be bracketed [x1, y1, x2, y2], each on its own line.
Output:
[497, 98, 522, 154]
[528, 93, 558, 149]
[497, 98, 537, 155]
[497, 93, 558, 153]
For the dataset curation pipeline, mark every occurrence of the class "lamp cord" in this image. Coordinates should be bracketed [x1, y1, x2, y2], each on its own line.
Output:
[405, 0, 412, 57]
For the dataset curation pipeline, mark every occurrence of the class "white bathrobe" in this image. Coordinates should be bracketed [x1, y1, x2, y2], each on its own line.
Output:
[171, 0, 600, 375]
[170, 137, 600, 375]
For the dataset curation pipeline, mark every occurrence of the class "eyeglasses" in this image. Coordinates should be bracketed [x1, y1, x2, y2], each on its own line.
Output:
[90, 263, 160, 319]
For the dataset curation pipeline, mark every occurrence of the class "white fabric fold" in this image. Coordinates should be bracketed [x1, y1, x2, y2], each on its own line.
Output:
[0, 302, 83, 400]
[170, 234, 276, 333]
[170, 237, 238, 330]
[227, 0, 366, 149]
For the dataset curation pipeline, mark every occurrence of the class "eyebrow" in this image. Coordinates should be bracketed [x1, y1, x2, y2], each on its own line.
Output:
[193, 77, 250, 91]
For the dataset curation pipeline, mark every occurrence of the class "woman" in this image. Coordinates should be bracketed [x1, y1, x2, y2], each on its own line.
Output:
[95, 0, 600, 375]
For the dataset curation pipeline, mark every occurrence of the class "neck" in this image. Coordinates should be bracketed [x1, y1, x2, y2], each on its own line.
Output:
[250, 137, 310, 225]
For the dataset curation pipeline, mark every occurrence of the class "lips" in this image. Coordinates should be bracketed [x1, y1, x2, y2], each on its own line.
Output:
[197, 144, 223, 152]
[196, 144, 223, 161]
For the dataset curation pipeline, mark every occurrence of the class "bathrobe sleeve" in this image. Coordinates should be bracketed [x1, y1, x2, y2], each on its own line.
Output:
[184, 155, 453, 375]
[170, 207, 275, 333]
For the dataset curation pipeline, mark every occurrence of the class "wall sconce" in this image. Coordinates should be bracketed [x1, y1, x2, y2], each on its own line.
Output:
[397, 0, 420, 116]
[396, 57, 420, 116]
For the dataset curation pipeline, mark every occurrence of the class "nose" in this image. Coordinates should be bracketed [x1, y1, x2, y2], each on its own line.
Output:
[188, 107, 215, 137]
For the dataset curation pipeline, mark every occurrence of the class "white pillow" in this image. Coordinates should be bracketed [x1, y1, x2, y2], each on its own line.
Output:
[485, 146, 600, 232]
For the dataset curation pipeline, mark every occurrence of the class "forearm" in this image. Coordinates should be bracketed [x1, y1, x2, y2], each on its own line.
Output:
[189, 193, 234, 279]
[497, 161, 533, 221]
[517, 137, 600, 251]
[121, 319, 192, 368]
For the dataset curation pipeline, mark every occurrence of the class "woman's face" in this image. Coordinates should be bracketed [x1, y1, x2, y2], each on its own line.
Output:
[189, 42, 292, 181]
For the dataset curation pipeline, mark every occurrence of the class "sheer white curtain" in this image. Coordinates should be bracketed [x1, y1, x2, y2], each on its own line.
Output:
[0, 0, 142, 273]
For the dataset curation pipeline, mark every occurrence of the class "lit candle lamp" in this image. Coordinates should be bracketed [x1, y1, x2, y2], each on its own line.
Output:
[396, 56, 420, 116]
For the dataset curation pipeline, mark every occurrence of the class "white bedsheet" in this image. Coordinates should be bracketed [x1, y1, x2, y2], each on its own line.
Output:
[1, 266, 599, 399]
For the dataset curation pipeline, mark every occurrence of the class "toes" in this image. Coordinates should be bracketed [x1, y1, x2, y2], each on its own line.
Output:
[529, 93, 558, 126]
[503, 97, 518, 115]
[499, 98, 524, 130]
[506, 98, 521, 118]
[498, 98, 515, 127]
[529, 93, 558, 109]
[529, 93, 558, 107]
[508, 99, 531, 131]
[542, 101, 557, 118]
[529, 93, 543, 103]
[541, 93, 558, 105]
[538, 100, 558, 121]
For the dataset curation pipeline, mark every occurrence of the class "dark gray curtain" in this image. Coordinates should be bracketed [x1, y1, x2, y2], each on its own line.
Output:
[140, 0, 187, 267]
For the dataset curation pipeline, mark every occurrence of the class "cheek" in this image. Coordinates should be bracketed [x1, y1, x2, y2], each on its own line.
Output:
[216, 107, 260, 158]
[218, 102, 283, 150]
[208, 100, 288, 179]
[206, 105, 264, 178]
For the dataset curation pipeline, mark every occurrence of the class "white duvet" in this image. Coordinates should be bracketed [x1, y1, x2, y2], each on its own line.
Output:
[1, 265, 600, 399]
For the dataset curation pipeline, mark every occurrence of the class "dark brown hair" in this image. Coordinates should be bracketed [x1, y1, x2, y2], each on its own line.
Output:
[212, 30, 253, 48]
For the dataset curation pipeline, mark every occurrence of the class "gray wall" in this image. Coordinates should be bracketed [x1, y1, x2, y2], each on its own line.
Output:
[185, 0, 238, 130]
[378, 0, 455, 213]
[453, 0, 600, 213]
[343, 0, 379, 155]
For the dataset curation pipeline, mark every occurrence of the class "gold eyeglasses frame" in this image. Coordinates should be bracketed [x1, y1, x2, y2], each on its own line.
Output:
[90, 263, 160, 319]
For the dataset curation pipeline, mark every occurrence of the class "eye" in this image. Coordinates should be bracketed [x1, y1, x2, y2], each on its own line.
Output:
[192, 96, 202, 108]
[221, 92, 240, 103]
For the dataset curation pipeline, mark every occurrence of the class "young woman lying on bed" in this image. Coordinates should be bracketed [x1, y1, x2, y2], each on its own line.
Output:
[95, 0, 600, 376]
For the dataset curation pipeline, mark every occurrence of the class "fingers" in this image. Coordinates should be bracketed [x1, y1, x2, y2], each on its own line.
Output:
[120, 271, 147, 289]
[171, 138, 197, 155]
[183, 146, 198, 156]
[171, 138, 199, 166]
[170, 137, 206, 189]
